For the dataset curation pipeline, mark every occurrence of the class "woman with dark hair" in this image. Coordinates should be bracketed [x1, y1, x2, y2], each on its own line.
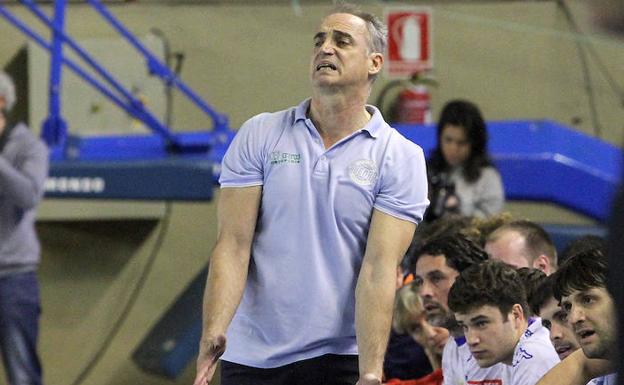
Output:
[425, 99, 504, 221]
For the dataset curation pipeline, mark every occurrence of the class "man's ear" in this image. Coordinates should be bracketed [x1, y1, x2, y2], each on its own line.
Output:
[532, 255, 551, 275]
[510, 303, 525, 328]
[368, 52, 384, 77]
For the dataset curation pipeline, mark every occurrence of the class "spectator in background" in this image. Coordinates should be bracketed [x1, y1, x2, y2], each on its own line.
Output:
[425, 99, 504, 222]
[0, 71, 49, 385]
[485, 220, 557, 275]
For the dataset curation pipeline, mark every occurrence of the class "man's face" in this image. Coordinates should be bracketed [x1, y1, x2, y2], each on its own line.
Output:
[539, 297, 579, 360]
[405, 310, 450, 356]
[485, 230, 531, 269]
[414, 254, 459, 324]
[455, 305, 522, 368]
[561, 287, 616, 359]
[309, 13, 379, 90]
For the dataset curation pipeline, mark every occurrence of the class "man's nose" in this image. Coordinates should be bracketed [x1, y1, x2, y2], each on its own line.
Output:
[320, 38, 335, 54]
[549, 322, 563, 341]
[569, 305, 585, 325]
[466, 330, 480, 346]
[419, 279, 434, 298]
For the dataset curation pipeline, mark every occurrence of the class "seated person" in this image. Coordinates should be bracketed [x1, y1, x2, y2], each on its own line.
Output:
[386, 281, 448, 385]
[537, 248, 616, 385]
[485, 220, 557, 275]
[393, 281, 449, 371]
[412, 234, 505, 385]
[528, 274, 580, 361]
[425, 99, 504, 221]
[448, 260, 559, 385]
[383, 265, 433, 381]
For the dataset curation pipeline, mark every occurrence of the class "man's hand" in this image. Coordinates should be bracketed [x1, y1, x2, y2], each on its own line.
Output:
[356, 373, 382, 385]
[193, 334, 226, 385]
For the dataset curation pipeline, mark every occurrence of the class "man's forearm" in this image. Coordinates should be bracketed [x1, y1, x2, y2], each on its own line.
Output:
[200, 243, 250, 342]
[535, 350, 612, 385]
[355, 260, 397, 379]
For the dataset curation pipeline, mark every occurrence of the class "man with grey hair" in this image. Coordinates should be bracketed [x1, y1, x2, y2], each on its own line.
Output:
[0, 71, 48, 385]
[194, 3, 429, 385]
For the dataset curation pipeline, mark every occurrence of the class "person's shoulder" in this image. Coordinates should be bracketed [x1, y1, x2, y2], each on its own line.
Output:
[381, 125, 425, 161]
[10, 122, 47, 149]
[479, 165, 502, 178]
[513, 319, 560, 369]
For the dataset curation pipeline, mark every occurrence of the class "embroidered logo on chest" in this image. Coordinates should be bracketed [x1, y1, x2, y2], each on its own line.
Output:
[270, 151, 301, 165]
[348, 159, 378, 186]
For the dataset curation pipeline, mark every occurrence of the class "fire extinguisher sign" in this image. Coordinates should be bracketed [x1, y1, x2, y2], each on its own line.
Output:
[384, 7, 433, 78]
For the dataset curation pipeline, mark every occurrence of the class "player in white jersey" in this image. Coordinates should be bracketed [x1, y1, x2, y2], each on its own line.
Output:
[536, 249, 616, 385]
[448, 260, 559, 385]
[412, 234, 495, 385]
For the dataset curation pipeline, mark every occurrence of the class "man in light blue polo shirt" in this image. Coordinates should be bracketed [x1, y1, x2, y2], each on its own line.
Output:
[194, 4, 428, 385]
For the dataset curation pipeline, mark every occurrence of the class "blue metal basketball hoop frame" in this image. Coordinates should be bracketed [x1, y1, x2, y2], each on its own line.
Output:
[0, 0, 234, 200]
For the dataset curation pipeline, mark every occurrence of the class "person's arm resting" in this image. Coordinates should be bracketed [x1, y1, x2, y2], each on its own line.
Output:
[535, 349, 613, 385]
[356, 209, 416, 383]
[0, 141, 48, 209]
[194, 185, 262, 385]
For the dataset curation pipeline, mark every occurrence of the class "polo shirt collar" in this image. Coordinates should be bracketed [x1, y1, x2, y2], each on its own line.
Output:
[294, 98, 383, 138]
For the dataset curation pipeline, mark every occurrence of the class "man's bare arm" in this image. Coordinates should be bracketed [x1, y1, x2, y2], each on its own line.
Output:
[355, 209, 416, 384]
[194, 186, 262, 385]
[535, 349, 613, 385]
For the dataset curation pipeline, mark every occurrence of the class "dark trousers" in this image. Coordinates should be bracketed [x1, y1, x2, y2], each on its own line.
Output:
[0, 271, 43, 385]
[220, 354, 359, 385]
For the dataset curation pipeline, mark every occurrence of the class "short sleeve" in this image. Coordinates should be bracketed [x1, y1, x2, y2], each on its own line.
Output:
[219, 116, 265, 188]
[374, 137, 429, 224]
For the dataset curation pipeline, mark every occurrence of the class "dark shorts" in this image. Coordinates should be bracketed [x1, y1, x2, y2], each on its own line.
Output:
[220, 354, 359, 385]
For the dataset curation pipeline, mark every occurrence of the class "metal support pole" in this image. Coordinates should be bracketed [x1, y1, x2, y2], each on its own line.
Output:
[41, 0, 68, 147]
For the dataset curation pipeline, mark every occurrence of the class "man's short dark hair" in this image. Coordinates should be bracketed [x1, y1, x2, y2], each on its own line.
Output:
[413, 233, 489, 274]
[448, 260, 529, 317]
[518, 268, 549, 316]
[527, 275, 555, 316]
[487, 220, 557, 267]
[560, 234, 607, 264]
[553, 248, 607, 301]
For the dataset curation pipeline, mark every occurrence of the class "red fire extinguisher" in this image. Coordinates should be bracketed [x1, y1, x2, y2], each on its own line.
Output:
[376, 71, 437, 125]
[396, 83, 431, 124]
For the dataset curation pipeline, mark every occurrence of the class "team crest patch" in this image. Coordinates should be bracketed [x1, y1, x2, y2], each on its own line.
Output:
[348, 159, 378, 186]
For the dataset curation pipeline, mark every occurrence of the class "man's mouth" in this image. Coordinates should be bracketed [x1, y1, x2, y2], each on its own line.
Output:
[424, 302, 440, 313]
[316, 63, 337, 71]
[471, 350, 488, 360]
[554, 343, 573, 359]
[575, 328, 596, 342]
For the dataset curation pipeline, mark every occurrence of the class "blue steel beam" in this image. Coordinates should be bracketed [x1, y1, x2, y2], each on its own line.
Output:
[87, 0, 229, 131]
[41, 0, 68, 147]
[0, 5, 150, 138]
